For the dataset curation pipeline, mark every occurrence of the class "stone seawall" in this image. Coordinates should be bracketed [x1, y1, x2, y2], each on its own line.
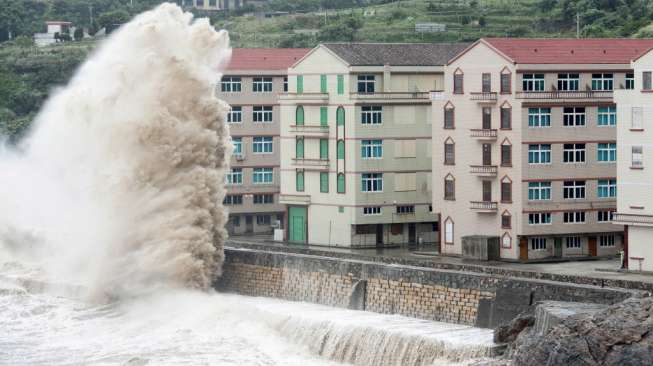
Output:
[217, 247, 640, 328]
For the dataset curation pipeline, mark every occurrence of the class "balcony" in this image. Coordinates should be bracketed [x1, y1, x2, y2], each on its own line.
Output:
[470, 201, 498, 213]
[469, 92, 498, 103]
[612, 213, 653, 226]
[470, 165, 498, 177]
[515, 90, 613, 102]
[470, 129, 497, 140]
[279, 92, 329, 103]
[350, 92, 430, 104]
[291, 158, 329, 169]
[289, 124, 329, 136]
[279, 194, 311, 206]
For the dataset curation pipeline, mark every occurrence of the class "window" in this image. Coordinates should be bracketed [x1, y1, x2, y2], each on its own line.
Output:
[632, 146, 643, 168]
[253, 136, 273, 154]
[644, 71, 652, 90]
[501, 179, 512, 203]
[229, 215, 240, 227]
[563, 143, 586, 163]
[253, 168, 273, 184]
[528, 108, 551, 127]
[598, 210, 614, 222]
[252, 77, 272, 92]
[396, 205, 415, 214]
[563, 107, 585, 126]
[361, 106, 382, 124]
[256, 215, 271, 225]
[337, 75, 344, 95]
[528, 182, 551, 200]
[529, 212, 552, 225]
[283, 76, 288, 92]
[563, 211, 586, 224]
[598, 106, 616, 126]
[226, 168, 242, 185]
[227, 106, 242, 123]
[444, 218, 454, 244]
[231, 137, 242, 155]
[453, 72, 463, 94]
[502, 233, 512, 248]
[363, 206, 381, 215]
[223, 195, 243, 205]
[296, 75, 303, 93]
[482, 107, 491, 129]
[557, 73, 579, 91]
[522, 74, 544, 91]
[632, 107, 643, 129]
[566, 236, 581, 249]
[591, 73, 613, 90]
[253, 106, 273, 123]
[361, 173, 383, 192]
[500, 106, 511, 129]
[563, 180, 586, 199]
[598, 143, 616, 162]
[320, 106, 328, 126]
[599, 235, 615, 247]
[445, 140, 455, 165]
[355, 225, 375, 234]
[501, 144, 512, 166]
[482, 73, 491, 92]
[295, 106, 304, 125]
[598, 179, 617, 198]
[444, 106, 455, 129]
[320, 74, 327, 93]
[296, 170, 304, 191]
[528, 144, 551, 164]
[295, 137, 304, 158]
[361, 139, 383, 159]
[320, 172, 329, 193]
[221, 76, 241, 92]
[357, 75, 375, 93]
[531, 237, 547, 250]
[337, 106, 345, 126]
[337, 173, 345, 193]
[337, 140, 345, 159]
[444, 175, 455, 200]
[253, 194, 274, 204]
[501, 212, 511, 229]
[500, 72, 511, 93]
[626, 73, 634, 90]
[320, 139, 328, 160]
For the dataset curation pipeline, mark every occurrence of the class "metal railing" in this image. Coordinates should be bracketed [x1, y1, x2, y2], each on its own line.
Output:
[470, 92, 498, 101]
[516, 90, 613, 100]
[470, 129, 498, 138]
[470, 201, 498, 211]
[279, 92, 329, 100]
[290, 125, 329, 134]
[350, 92, 430, 100]
[612, 213, 653, 225]
[291, 158, 330, 167]
[470, 165, 498, 175]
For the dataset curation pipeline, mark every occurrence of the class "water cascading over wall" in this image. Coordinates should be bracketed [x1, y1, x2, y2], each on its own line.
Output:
[0, 4, 232, 298]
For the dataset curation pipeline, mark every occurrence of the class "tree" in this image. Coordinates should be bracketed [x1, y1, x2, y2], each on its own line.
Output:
[97, 9, 130, 30]
[73, 27, 83, 41]
[478, 15, 487, 27]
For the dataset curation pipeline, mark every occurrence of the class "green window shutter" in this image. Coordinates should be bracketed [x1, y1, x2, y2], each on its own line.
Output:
[320, 172, 329, 193]
[337, 75, 344, 95]
[337, 139, 345, 159]
[320, 106, 328, 126]
[320, 139, 329, 160]
[320, 74, 327, 93]
[297, 75, 303, 93]
[296, 137, 304, 158]
[296, 106, 304, 125]
[337, 173, 345, 193]
[336, 107, 345, 126]
[296, 170, 304, 192]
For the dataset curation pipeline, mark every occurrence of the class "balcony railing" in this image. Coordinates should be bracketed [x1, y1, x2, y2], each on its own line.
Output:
[470, 92, 498, 102]
[279, 92, 329, 101]
[470, 201, 498, 212]
[470, 165, 498, 176]
[279, 194, 311, 205]
[350, 92, 430, 101]
[470, 129, 497, 139]
[516, 90, 613, 100]
[612, 213, 653, 226]
[291, 158, 329, 168]
[290, 124, 329, 135]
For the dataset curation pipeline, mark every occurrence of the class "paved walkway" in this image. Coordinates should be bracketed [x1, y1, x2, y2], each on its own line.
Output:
[226, 234, 653, 286]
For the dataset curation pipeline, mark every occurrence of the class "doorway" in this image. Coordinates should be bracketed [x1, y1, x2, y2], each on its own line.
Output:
[588, 236, 597, 256]
[245, 215, 253, 234]
[482, 181, 492, 202]
[376, 224, 383, 247]
[288, 206, 307, 243]
[483, 143, 492, 165]
[408, 223, 416, 244]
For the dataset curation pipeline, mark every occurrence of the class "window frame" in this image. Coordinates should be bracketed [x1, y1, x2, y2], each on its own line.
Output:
[531, 237, 547, 251]
[563, 180, 586, 200]
[227, 106, 242, 123]
[361, 139, 383, 159]
[252, 136, 273, 154]
[361, 173, 383, 192]
[528, 181, 552, 201]
[357, 75, 375, 93]
[597, 143, 617, 163]
[252, 167, 273, 185]
[557, 73, 579, 91]
[528, 107, 551, 128]
[563, 143, 586, 163]
[563, 107, 586, 127]
[252, 77, 273, 93]
[597, 106, 617, 126]
[563, 211, 586, 224]
[221, 76, 242, 92]
[591, 73, 613, 91]
[528, 144, 551, 164]
[361, 106, 383, 125]
[597, 179, 617, 198]
[528, 212, 552, 225]
[253, 106, 273, 123]
[226, 168, 243, 185]
[522, 74, 544, 91]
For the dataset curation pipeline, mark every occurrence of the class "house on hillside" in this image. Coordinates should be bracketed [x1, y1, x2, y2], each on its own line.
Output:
[34, 21, 72, 47]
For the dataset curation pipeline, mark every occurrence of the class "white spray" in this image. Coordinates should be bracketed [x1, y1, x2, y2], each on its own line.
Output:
[0, 3, 232, 298]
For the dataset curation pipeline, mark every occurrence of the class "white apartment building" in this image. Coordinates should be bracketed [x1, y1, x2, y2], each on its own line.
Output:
[433, 38, 653, 261]
[279, 43, 467, 247]
[614, 47, 653, 272]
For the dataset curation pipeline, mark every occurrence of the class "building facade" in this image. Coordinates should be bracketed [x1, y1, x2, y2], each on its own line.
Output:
[279, 43, 467, 247]
[614, 48, 653, 271]
[432, 39, 653, 260]
[218, 48, 310, 235]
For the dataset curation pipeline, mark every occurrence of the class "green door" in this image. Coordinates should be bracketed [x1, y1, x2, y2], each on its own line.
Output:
[289, 206, 307, 243]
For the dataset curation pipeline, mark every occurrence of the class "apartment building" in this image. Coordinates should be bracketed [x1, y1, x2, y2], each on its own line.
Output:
[279, 43, 467, 247]
[432, 38, 653, 261]
[218, 48, 310, 235]
[614, 48, 653, 272]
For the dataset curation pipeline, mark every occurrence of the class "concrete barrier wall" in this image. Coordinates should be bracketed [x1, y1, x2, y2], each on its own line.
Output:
[216, 247, 639, 328]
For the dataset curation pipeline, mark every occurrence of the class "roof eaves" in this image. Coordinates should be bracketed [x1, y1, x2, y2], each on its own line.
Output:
[290, 44, 351, 69]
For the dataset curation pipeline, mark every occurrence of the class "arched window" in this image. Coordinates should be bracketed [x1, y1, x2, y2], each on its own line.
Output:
[444, 137, 455, 165]
[501, 138, 512, 167]
[500, 66, 512, 94]
[337, 106, 345, 126]
[501, 210, 511, 229]
[500, 101, 512, 130]
[502, 232, 512, 249]
[296, 106, 304, 125]
[453, 68, 464, 94]
[296, 137, 304, 158]
[337, 139, 345, 159]
[444, 102, 455, 129]
[444, 217, 454, 245]
[444, 173, 455, 200]
[337, 173, 345, 193]
[501, 176, 512, 203]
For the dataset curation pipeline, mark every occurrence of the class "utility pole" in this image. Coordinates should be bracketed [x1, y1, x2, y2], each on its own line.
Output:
[576, 12, 580, 38]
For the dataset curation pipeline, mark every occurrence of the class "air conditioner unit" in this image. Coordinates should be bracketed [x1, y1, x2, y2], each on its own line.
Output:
[235, 154, 245, 161]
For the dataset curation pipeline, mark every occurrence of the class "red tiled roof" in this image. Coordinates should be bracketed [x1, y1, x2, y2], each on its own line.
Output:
[226, 48, 311, 70]
[483, 38, 653, 64]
